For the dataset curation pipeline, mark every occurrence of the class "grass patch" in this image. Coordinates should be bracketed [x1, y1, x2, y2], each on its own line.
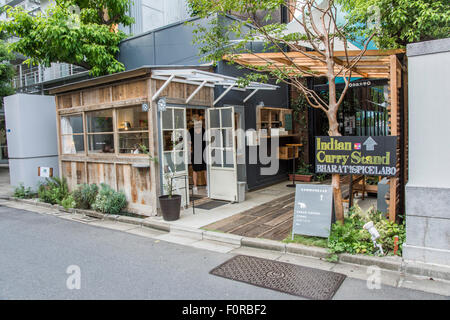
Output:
[282, 233, 328, 248]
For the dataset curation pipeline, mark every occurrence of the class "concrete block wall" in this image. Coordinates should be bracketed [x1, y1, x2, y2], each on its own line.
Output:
[404, 38, 450, 266]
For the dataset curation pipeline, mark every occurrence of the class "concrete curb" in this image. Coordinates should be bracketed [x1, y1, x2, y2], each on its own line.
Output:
[402, 260, 450, 281]
[142, 220, 171, 232]
[286, 243, 331, 260]
[203, 231, 242, 245]
[242, 237, 286, 252]
[171, 225, 203, 240]
[339, 253, 402, 272]
[8, 197, 450, 281]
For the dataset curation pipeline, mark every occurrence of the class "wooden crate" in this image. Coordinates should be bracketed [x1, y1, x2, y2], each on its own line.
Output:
[278, 146, 298, 160]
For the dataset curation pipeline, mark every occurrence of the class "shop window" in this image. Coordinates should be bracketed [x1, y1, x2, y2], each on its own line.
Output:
[60, 115, 85, 154]
[86, 110, 114, 154]
[117, 106, 149, 154]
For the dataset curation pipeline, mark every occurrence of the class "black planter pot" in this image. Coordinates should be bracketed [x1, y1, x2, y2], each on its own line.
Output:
[159, 194, 181, 221]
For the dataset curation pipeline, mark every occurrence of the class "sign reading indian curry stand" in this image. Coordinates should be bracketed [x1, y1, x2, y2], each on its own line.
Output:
[315, 136, 397, 177]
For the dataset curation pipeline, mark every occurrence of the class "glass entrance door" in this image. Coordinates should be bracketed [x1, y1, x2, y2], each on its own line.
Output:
[207, 107, 238, 202]
[159, 107, 189, 207]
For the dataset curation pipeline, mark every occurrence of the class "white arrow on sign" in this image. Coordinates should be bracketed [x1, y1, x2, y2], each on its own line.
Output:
[363, 136, 378, 151]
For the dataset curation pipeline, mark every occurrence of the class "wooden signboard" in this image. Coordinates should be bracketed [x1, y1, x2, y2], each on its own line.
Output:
[315, 136, 397, 176]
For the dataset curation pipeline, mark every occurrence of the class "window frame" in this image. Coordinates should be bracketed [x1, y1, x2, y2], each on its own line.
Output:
[59, 105, 151, 158]
[60, 113, 85, 155]
[85, 109, 116, 155]
[116, 105, 150, 155]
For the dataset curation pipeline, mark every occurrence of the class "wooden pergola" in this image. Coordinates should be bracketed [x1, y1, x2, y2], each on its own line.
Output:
[227, 49, 405, 79]
[225, 49, 407, 221]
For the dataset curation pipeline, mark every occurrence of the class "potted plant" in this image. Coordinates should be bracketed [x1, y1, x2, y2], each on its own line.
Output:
[289, 159, 314, 182]
[158, 172, 182, 221]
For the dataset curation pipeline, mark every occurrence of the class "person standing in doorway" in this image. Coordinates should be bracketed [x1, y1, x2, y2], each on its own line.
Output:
[189, 115, 206, 194]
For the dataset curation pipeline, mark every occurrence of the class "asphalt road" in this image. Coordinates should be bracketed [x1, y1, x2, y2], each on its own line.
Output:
[0, 205, 447, 300]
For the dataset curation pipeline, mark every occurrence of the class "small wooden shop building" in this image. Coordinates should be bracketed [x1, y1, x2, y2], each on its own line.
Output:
[50, 66, 286, 215]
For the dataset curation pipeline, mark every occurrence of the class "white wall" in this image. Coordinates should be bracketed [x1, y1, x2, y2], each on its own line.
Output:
[407, 40, 450, 188]
[4, 94, 59, 189]
[141, 0, 189, 32]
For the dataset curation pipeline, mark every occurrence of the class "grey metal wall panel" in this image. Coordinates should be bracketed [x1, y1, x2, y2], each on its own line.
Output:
[118, 32, 156, 69]
[153, 22, 204, 65]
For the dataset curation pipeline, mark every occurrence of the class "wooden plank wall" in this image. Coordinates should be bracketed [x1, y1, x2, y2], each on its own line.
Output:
[56, 77, 156, 215]
[61, 160, 153, 213]
[56, 78, 148, 111]
[153, 79, 213, 106]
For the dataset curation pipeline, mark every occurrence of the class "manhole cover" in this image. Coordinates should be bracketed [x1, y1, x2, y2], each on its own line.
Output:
[210, 255, 346, 300]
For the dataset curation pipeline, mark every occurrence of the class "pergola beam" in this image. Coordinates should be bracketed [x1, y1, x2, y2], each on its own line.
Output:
[225, 50, 400, 79]
[333, 57, 369, 78]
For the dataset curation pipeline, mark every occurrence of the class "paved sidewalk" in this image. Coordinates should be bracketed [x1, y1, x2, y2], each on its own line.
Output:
[162, 180, 296, 229]
[2, 198, 449, 298]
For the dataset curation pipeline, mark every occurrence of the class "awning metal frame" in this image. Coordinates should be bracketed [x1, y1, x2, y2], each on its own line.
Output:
[151, 69, 278, 105]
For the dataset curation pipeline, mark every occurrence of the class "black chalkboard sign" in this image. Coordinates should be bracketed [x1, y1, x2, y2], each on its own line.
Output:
[292, 184, 334, 238]
[315, 136, 397, 176]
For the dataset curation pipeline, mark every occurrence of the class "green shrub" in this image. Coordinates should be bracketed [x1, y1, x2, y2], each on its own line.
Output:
[37, 177, 69, 205]
[374, 219, 406, 255]
[60, 195, 76, 210]
[92, 183, 127, 214]
[327, 204, 406, 256]
[14, 183, 35, 199]
[72, 184, 99, 209]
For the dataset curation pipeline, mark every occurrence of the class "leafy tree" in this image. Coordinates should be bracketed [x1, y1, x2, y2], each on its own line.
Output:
[188, 0, 378, 222]
[338, 0, 450, 49]
[0, 30, 15, 103]
[0, 0, 134, 76]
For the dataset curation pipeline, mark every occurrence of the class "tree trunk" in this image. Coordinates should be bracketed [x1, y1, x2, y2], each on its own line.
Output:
[332, 173, 344, 223]
[326, 104, 345, 224]
[327, 114, 345, 223]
